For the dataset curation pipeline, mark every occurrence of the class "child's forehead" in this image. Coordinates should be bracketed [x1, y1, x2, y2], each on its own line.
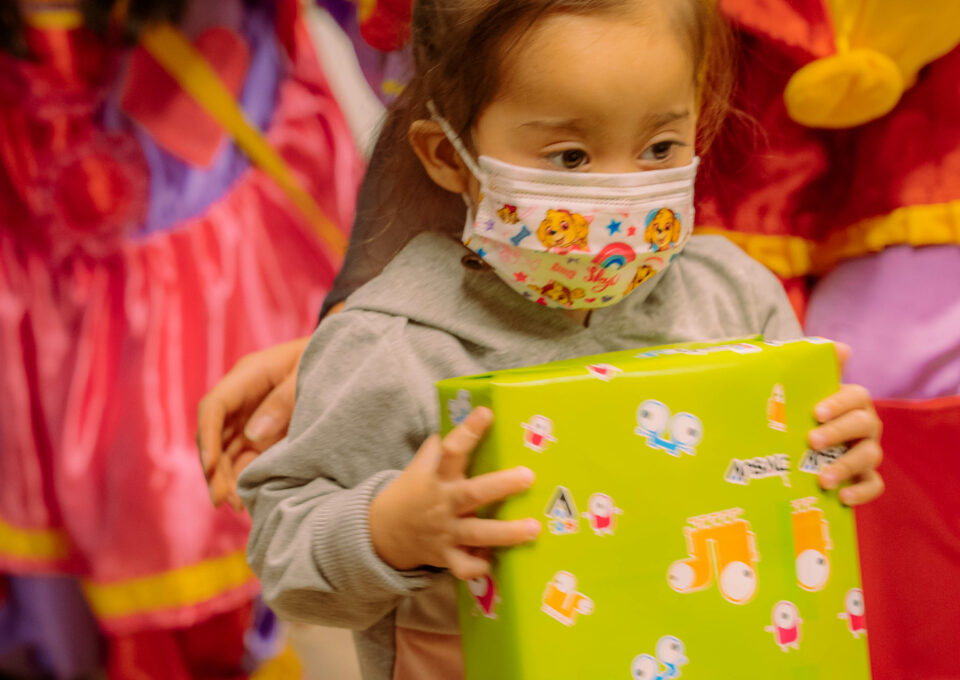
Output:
[493, 8, 696, 119]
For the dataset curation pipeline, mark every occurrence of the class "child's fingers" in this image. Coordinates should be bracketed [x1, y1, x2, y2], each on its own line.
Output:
[453, 466, 535, 515]
[196, 398, 226, 478]
[834, 342, 851, 376]
[819, 439, 883, 490]
[437, 407, 494, 479]
[838, 469, 885, 506]
[813, 384, 873, 423]
[808, 408, 880, 450]
[444, 546, 490, 581]
[455, 517, 541, 547]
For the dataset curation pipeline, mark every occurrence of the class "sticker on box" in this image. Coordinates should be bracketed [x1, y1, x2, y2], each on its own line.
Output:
[586, 363, 623, 381]
[791, 497, 832, 592]
[838, 588, 867, 638]
[635, 400, 703, 456]
[447, 389, 472, 425]
[767, 384, 787, 431]
[541, 571, 594, 626]
[467, 573, 500, 619]
[766, 601, 803, 652]
[630, 635, 688, 680]
[545, 486, 579, 535]
[798, 445, 847, 474]
[522, 415, 557, 452]
[583, 493, 623, 536]
[724, 454, 791, 487]
[667, 508, 759, 605]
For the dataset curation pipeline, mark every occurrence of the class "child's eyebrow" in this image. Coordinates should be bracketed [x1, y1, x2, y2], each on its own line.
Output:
[644, 110, 691, 129]
[519, 118, 589, 134]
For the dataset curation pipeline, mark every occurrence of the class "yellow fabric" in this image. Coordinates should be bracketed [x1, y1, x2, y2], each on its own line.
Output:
[251, 643, 304, 680]
[697, 198, 960, 277]
[784, 0, 960, 128]
[81, 549, 254, 620]
[139, 23, 347, 258]
[0, 518, 69, 562]
[22, 8, 84, 29]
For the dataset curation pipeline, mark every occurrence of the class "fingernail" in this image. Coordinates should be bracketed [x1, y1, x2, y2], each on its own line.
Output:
[809, 431, 825, 449]
[815, 404, 831, 421]
[525, 519, 542, 537]
[840, 488, 856, 505]
[820, 470, 838, 489]
[245, 414, 278, 442]
[516, 466, 535, 484]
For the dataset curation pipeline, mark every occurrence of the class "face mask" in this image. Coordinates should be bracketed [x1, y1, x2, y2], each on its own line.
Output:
[428, 102, 699, 310]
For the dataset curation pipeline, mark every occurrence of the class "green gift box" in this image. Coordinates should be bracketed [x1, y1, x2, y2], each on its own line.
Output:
[437, 337, 870, 679]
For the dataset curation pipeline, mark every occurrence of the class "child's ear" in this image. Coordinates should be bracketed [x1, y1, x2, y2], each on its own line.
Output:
[408, 120, 472, 195]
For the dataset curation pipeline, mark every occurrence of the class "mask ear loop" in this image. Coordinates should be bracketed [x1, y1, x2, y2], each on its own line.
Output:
[426, 100, 486, 242]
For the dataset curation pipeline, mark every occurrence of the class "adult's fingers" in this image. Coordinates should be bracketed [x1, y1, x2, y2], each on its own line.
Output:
[838, 470, 885, 506]
[243, 369, 298, 452]
[455, 517, 541, 547]
[819, 439, 883, 490]
[437, 407, 494, 480]
[453, 466, 535, 516]
[443, 546, 490, 581]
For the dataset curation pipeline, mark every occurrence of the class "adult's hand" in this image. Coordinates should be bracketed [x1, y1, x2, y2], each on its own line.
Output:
[197, 336, 308, 509]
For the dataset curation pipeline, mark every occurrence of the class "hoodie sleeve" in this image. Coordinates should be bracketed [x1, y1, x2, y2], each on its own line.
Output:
[237, 312, 437, 630]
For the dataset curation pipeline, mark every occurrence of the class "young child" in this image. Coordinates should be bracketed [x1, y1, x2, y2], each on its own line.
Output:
[238, 1, 884, 678]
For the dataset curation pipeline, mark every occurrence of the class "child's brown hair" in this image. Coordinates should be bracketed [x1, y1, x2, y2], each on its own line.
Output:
[359, 0, 736, 267]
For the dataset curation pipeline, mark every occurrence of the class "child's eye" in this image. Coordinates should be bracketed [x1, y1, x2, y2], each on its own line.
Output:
[546, 149, 589, 170]
[641, 141, 681, 162]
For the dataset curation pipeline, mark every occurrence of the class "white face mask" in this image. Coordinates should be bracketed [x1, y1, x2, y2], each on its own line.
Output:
[429, 102, 699, 310]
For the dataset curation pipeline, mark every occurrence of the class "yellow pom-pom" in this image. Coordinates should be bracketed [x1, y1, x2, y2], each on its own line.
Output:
[784, 49, 904, 129]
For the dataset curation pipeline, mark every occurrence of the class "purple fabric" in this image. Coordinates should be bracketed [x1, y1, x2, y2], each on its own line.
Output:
[0, 576, 102, 679]
[102, 1, 283, 237]
[805, 245, 960, 399]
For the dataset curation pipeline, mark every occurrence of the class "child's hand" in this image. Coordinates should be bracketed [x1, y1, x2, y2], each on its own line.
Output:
[369, 407, 541, 580]
[808, 344, 884, 506]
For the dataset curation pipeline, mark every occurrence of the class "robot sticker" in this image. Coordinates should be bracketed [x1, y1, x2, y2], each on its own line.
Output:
[541, 571, 594, 626]
[545, 486, 579, 535]
[791, 497, 833, 592]
[667, 508, 759, 605]
[767, 384, 787, 431]
[586, 363, 623, 381]
[582, 493, 623, 536]
[630, 636, 689, 680]
[838, 588, 867, 638]
[521, 415, 557, 452]
[635, 400, 704, 457]
[765, 601, 803, 652]
[447, 389, 472, 425]
[466, 573, 500, 619]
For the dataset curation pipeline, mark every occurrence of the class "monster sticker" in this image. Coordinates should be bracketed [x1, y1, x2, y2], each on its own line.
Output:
[838, 588, 867, 638]
[792, 497, 833, 592]
[630, 636, 689, 679]
[766, 601, 803, 652]
[635, 400, 703, 456]
[667, 508, 759, 605]
[545, 486, 579, 535]
[467, 573, 500, 619]
[541, 571, 594, 626]
[447, 388, 472, 426]
[767, 384, 787, 431]
[521, 415, 557, 452]
[582, 493, 623, 536]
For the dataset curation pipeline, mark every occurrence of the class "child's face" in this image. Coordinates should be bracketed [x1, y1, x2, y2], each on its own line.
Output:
[472, 4, 697, 184]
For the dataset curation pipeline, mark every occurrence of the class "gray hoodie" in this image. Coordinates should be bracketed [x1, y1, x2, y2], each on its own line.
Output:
[238, 232, 802, 679]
